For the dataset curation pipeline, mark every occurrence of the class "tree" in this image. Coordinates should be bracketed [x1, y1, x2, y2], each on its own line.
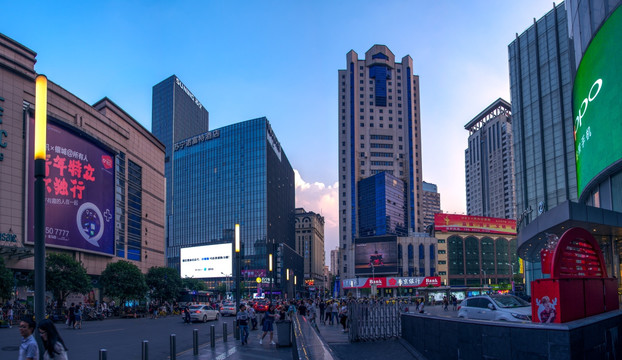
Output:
[0, 257, 14, 301]
[146, 266, 182, 303]
[46, 253, 92, 308]
[181, 277, 207, 292]
[100, 261, 148, 307]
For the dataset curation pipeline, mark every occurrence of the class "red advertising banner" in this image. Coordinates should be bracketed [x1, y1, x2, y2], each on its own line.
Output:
[342, 276, 441, 289]
[434, 214, 516, 235]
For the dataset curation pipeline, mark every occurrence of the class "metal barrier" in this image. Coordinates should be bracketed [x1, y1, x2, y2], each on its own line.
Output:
[347, 302, 402, 342]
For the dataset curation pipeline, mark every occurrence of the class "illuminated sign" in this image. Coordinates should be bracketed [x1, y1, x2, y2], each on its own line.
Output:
[573, 6, 622, 197]
[342, 276, 441, 289]
[175, 77, 203, 109]
[434, 214, 516, 235]
[27, 115, 115, 255]
[174, 130, 220, 151]
[180, 243, 232, 279]
[354, 236, 398, 275]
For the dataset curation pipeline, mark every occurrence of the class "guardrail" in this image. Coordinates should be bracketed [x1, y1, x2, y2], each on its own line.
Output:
[348, 302, 402, 342]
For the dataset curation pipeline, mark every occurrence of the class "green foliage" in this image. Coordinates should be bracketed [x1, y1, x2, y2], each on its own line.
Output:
[0, 257, 14, 301]
[46, 253, 92, 308]
[100, 261, 148, 306]
[146, 266, 182, 302]
[181, 277, 207, 292]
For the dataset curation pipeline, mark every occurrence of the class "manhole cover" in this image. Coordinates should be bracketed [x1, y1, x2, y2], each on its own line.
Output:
[1, 346, 19, 351]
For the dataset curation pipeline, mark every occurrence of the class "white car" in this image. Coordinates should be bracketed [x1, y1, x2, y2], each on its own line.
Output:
[457, 294, 532, 322]
[219, 302, 237, 316]
[188, 305, 220, 322]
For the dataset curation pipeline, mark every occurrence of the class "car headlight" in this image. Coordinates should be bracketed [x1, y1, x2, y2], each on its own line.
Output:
[511, 313, 530, 321]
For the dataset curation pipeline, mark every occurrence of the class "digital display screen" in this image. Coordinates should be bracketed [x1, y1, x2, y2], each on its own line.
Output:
[354, 236, 398, 275]
[180, 243, 232, 278]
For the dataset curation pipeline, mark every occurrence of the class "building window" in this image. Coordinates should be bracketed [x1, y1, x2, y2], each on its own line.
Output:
[127, 160, 142, 261]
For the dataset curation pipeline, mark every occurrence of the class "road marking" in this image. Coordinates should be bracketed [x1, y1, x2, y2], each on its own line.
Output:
[214, 346, 238, 360]
[74, 328, 125, 335]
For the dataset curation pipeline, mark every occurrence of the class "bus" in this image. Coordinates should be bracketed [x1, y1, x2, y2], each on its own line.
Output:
[178, 290, 212, 307]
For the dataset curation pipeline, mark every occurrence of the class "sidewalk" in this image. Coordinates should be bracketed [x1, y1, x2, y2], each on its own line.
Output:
[177, 322, 293, 360]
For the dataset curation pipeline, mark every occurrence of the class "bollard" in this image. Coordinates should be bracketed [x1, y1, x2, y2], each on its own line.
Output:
[170, 334, 177, 360]
[210, 325, 215, 348]
[99, 349, 107, 360]
[142, 340, 149, 360]
[193, 329, 199, 355]
[223, 322, 228, 342]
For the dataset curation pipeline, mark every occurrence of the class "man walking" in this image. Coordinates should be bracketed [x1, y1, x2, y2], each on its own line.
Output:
[236, 304, 250, 345]
[18, 318, 39, 360]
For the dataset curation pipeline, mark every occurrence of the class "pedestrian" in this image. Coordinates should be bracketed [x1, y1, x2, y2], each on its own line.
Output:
[418, 298, 425, 313]
[259, 304, 276, 345]
[236, 304, 250, 345]
[452, 296, 458, 311]
[248, 305, 257, 330]
[7, 305, 14, 328]
[324, 301, 332, 325]
[330, 301, 339, 325]
[38, 319, 68, 360]
[67, 303, 75, 329]
[74, 303, 82, 329]
[183, 306, 191, 324]
[443, 296, 449, 311]
[319, 300, 326, 325]
[18, 317, 39, 360]
[339, 302, 348, 332]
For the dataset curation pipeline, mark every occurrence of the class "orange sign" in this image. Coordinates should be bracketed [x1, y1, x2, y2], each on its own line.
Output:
[434, 214, 516, 235]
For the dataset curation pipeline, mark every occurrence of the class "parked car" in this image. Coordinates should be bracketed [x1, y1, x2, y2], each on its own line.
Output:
[188, 305, 220, 322]
[457, 294, 531, 322]
[219, 302, 237, 316]
[253, 300, 269, 313]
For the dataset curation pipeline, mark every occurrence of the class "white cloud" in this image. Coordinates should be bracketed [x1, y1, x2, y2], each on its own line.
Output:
[294, 169, 339, 266]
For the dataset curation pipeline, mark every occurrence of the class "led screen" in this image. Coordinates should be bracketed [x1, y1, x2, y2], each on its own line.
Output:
[180, 243, 232, 278]
[27, 115, 115, 255]
[574, 6, 622, 197]
[355, 236, 398, 275]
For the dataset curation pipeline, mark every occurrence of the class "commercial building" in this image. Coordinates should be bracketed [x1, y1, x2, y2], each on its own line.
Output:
[509, 1, 622, 293]
[169, 117, 302, 295]
[434, 214, 519, 288]
[464, 99, 515, 219]
[338, 45, 424, 283]
[294, 208, 325, 294]
[0, 33, 166, 296]
[151, 75, 209, 267]
[330, 248, 339, 276]
[421, 181, 441, 229]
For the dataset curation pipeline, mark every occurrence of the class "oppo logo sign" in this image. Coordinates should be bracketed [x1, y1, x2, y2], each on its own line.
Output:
[574, 78, 603, 138]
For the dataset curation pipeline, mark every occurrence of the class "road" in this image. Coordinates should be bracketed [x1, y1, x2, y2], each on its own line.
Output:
[0, 314, 238, 359]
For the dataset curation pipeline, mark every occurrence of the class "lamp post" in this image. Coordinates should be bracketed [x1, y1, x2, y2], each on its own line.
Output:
[220, 272, 230, 295]
[268, 252, 273, 303]
[510, 263, 515, 293]
[480, 269, 486, 291]
[294, 275, 297, 299]
[235, 224, 240, 311]
[34, 75, 47, 325]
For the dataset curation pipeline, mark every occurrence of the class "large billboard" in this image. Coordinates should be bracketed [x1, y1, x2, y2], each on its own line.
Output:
[434, 214, 516, 235]
[27, 115, 115, 255]
[355, 236, 398, 275]
[180, 243, 232, 279]
[574, 6, 622, 198]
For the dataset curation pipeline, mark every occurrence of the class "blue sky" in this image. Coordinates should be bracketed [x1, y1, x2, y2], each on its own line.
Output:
[3, 1, 557, 264]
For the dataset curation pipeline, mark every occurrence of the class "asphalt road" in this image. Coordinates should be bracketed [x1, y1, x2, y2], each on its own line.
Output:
[0, 314, 238, 359]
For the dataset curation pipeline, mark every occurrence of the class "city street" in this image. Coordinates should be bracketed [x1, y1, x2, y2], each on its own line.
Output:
[0, 314, 237, 359]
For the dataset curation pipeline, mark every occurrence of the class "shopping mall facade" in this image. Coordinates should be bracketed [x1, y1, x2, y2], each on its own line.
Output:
[0, 33, 166, 300]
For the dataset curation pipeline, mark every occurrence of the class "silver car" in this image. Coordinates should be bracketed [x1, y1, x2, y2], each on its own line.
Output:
[188, 305, 220, 322]
[457, 294, 532, 322]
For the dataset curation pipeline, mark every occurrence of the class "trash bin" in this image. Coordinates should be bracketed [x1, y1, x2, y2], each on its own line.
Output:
[275, 320, 292, 347]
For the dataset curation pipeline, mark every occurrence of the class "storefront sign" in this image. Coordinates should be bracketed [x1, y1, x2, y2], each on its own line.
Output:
[434, 214, 516, 235]
[342, 276, 441, 289]
[0, 232, 17, 243]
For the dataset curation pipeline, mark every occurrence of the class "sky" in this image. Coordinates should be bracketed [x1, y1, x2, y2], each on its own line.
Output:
[2, 1, 557, 267]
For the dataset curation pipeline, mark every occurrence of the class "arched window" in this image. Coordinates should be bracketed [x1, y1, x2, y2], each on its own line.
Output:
[398, 244, 403, 276]
[464, 236, 480, 275]
[481, 237, 495, 277]
[408, 244, 414, 276]
[419, 244, 425, 276]
[429, 244, 436, 276]
[496, 238, 509, 275]
[448, 235, 464, 276]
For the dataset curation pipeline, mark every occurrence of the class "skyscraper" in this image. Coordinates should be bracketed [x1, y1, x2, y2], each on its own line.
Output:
[294, 208, 325, 294]
[338, 45, 423, 282]
[464, 98, 515, 219]
[169, 118, 302, 292]
[421, 181, 441, 229]
[151, 75, 209, 262]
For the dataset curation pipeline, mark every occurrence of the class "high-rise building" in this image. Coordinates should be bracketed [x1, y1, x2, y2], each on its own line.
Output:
[294, 208, 326, 292]
[338, 45, 424, 282]
[168, 117, 302, 293]
[358, 172, 407, 237]
[464, 99, 515, 219]
[151, 75, 209, 262]
[422, 181, 441, 229]
[330, 248, 339, 276]
[510, 2, 622, 293]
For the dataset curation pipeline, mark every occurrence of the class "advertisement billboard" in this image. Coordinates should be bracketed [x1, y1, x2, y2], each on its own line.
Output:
[574, 6, 622, 198]
[180, 243, 232, 278]
[355, 236, 398, 275]
[27, 115, 115, 255]
[434, 214, 516, 235]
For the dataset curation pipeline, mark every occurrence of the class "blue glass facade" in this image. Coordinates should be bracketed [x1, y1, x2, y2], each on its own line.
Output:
[168, 118, 297, 287]
[151, 75, 210, 260]
[358, 172, 407, 237]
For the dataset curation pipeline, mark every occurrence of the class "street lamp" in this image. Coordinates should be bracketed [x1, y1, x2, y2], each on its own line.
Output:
[220, 272, 230, 295]
[480, 269, 487, 290]
[268, 252, 273, 303]
[34, 74, 47, 325]
[235, 224, 240, 311]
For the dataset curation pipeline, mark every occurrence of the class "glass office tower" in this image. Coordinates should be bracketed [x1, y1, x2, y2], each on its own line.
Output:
[357, 172, 407, 237]
[151, 75, 210, 260]
[168, 118, 299, 290]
